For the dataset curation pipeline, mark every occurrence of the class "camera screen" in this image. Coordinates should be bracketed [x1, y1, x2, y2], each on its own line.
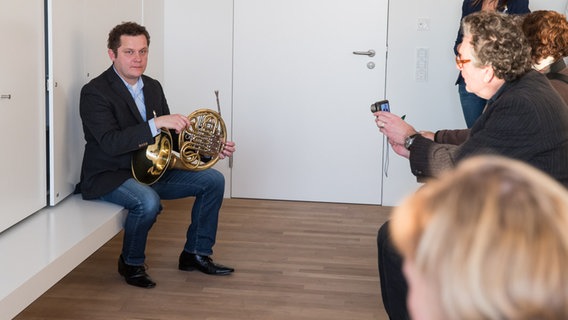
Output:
[371, 100, 390, 113]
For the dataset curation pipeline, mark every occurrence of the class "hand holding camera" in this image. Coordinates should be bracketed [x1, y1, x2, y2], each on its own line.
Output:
[371, 99, 417, 158]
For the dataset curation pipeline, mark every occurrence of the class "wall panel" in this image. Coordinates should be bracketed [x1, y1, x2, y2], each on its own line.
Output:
[0, 0, 47, 232]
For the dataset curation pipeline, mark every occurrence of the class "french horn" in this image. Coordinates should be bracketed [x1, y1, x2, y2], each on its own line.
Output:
[178, 108, 226, 171]
[131, 92, 227, 185]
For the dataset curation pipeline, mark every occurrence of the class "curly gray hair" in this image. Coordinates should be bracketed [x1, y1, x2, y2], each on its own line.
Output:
[462, 11, 532, 82]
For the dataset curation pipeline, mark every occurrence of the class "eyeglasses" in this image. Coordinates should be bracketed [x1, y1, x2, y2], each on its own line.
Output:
[455, 55, 471, 69]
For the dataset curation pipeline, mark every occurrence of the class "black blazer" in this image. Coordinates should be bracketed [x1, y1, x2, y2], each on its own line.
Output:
[77, 66, 171, 199]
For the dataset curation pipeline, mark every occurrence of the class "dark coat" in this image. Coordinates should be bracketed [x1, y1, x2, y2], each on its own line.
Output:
[548, 59, 568, 105]
[409, 71, 568, 188]
[77, 66, 170, 199]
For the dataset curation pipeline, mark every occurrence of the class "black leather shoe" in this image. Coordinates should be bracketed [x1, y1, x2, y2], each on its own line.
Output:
[178, 251, 234, 275]
[118, 255, 156, 288]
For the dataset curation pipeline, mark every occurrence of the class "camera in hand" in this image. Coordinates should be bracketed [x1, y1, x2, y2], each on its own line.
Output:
[371, 99, 390, 113]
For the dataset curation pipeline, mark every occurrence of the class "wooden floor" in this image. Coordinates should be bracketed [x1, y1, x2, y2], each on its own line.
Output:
[15, 198, 392, 320]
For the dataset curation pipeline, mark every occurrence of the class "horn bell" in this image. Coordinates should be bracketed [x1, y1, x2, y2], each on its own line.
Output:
[131, 129, 181, 185]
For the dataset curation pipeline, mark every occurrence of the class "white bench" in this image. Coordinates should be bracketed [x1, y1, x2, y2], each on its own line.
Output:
[0, 194, 126, 320]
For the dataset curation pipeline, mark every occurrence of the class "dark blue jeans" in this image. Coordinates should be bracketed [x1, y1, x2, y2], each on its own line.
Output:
[458, 81, 486, 128]
[100, 169, 225, 266]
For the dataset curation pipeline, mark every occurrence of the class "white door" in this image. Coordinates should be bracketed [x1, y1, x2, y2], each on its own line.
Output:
[0, 0, 46, 232]
[232, 0, 389, 204]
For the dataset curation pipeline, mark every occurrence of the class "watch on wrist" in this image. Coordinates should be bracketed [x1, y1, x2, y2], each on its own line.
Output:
[404, 134, 419, 150]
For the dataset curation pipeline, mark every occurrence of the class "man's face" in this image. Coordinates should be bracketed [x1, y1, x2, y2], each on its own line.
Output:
[458, 35, 486, 97]
[109, 35, 148, 85]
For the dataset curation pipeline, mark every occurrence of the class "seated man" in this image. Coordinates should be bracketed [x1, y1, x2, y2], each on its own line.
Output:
[77, 22, 236, 289]
[373, 11, 568, 319]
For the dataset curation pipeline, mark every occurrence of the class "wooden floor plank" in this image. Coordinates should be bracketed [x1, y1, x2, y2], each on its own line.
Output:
[15, 198, 391, 320]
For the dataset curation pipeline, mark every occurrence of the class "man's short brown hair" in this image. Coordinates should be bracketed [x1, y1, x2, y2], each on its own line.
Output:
[107, 21, 150, 56]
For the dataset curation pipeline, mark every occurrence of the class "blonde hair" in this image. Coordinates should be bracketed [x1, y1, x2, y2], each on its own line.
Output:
[391, 156, 568, 319]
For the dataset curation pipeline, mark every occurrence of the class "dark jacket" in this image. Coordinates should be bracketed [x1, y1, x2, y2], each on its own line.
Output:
[547, 59, 568, 105]
[77, 66, 170, 199]
[409, 70, 568, 188]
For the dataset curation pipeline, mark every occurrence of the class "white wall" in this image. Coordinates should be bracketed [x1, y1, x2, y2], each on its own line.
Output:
[382, 0, 463, 205]
[162, 0, 464, 205]
[143, 0, 165, 82]
[163, 1, 234, 196]
[530, 0, 568, 12]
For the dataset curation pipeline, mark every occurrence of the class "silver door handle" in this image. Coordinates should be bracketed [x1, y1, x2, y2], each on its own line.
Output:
[353, 49, 375, 57]
[1, 94, 11, 100]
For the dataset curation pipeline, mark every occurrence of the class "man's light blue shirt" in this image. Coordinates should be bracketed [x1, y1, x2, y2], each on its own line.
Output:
[113, 67, 160, 137]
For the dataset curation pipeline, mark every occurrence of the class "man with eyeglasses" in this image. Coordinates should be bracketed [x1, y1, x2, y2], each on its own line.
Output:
[76, 22, 236, 289]
[372, 11, 568, 320]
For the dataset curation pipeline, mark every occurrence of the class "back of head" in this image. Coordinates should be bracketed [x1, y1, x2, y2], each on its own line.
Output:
[392, 155, 568, 319]
[462, 11, 532, 81]
[522, 10, 568, 64]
